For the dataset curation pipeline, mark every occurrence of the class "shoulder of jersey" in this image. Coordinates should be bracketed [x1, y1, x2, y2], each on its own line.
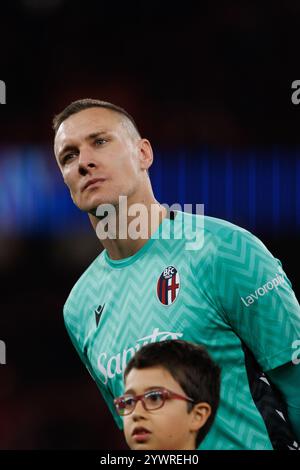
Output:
[181, 210, 250, 239]
[65, 251, 106, 303]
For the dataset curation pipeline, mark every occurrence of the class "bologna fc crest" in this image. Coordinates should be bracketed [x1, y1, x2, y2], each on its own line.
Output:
[157, 266, 180, 306]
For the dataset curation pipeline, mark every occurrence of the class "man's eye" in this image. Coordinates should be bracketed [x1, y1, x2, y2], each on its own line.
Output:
[62, 153, 76, 164]
[95, 138, 107, 146]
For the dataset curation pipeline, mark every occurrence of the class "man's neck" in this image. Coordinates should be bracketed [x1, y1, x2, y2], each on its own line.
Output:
[89, 200, 168, 260]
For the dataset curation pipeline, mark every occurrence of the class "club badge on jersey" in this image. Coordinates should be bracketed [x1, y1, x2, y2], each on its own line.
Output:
[157, 266, 180, 306]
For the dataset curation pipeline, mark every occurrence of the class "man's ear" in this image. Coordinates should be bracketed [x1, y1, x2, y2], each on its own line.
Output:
[190, 402, 212, 432]
[138, 138, 153, 171]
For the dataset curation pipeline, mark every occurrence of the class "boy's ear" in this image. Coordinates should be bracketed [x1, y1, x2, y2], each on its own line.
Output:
[190, 402, 212, 432]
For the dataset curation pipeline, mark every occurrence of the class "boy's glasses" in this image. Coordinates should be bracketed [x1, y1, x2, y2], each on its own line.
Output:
[114, 388, 195, 416]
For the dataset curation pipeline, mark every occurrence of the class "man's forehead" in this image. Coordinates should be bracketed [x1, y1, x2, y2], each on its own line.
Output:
[54, 107, 122, 152]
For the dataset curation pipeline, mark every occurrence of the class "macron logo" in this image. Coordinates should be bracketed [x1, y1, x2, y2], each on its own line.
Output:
[95, 304, 105, 327]
[241, 273, 285, 307]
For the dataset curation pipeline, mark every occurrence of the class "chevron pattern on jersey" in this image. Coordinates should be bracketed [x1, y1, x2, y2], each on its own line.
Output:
[212, 227, 300, 371]
[63, 211, 300, 449]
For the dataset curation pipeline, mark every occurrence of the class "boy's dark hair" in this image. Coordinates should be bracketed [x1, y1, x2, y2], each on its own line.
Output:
[124, 339, 221, 448]
[52, 98, 140, 136]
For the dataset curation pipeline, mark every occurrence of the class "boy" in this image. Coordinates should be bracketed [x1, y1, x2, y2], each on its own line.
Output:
[113, 339, 221, 450]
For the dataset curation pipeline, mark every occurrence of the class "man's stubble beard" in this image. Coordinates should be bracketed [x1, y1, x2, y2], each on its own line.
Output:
[87, 195, 124, 220]
[85, 182, 138, 219]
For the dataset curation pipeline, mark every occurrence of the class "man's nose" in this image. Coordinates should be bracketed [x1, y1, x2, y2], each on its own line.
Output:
[78, 147, 97, 175]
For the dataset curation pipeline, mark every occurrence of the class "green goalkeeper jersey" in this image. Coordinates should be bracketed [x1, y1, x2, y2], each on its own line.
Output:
[63, 211, 300, 450]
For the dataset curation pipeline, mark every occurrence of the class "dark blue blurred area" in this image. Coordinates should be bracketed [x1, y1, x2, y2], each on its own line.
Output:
[1, 146, 299, 235]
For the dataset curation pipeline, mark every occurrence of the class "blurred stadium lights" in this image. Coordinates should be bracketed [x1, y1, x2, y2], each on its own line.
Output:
[0, 145, 299, 237]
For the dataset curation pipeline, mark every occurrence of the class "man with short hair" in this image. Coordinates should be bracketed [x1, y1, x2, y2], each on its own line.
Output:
[53, 98, 300, 449]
